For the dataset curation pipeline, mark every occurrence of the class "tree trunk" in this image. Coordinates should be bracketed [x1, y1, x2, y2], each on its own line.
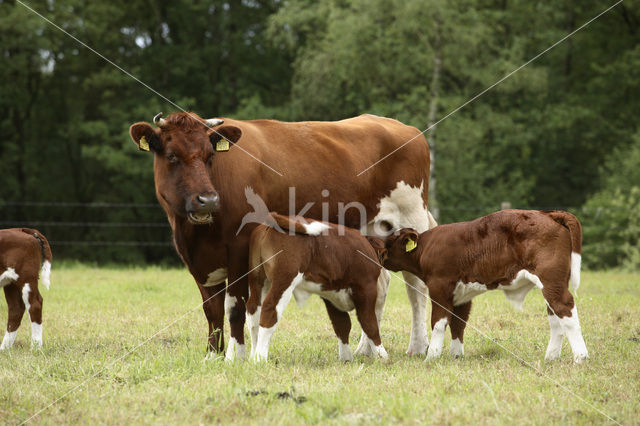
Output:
[427, 21, 442, 222]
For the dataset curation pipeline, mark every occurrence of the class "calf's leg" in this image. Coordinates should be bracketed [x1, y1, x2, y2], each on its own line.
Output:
[353, 289, 388, 360]
[542, 286, 588, 363]
[449, 302, 472, 357]
[22, 282, 43, 348]
[355, 269, 389, 356]
[426, 291, 453, 360]
[254, 272, 303, 361]
[246, 270, 268, 359]
[1, 285, 25, 350]
[322, 299, 353, 361]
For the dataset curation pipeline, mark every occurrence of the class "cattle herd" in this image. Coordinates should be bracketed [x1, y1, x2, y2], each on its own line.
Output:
[0, 112, 588, 364]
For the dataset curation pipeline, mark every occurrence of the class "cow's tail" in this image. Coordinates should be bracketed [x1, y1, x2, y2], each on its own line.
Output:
[266, 212, 331, 236]
[21, 228, 52, 290]
[546, 211, 582, 293]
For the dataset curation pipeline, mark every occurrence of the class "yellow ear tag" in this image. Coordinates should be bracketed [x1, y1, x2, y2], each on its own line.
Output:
[216, 138, 230, 152]
[405, 238, 417, 252]
[139, 135, 150, 151]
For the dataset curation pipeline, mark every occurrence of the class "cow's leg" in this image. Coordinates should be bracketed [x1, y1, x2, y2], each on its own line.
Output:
[449, 301, 472, 358]
[355, 269, 389, 357]
[255, 272, 303, 361]
[545, 309, 564, 361]
[403, 271, 429, 355]
[198, 282, 226, 360]
[246, 269, 268, 359]
[542, 288, 588, 363]
[226, 246, 251, 362]
[322, 299, 353, 362]
[426, 291, 452, 360]
[353, 287, 388, 360]
[22, 281, 43, 348]
[1, 284, 25, 350]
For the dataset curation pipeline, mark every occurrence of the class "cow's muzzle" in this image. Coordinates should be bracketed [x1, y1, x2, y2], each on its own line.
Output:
[186, 192, 219, 224]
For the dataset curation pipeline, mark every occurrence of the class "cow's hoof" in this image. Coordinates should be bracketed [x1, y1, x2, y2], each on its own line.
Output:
[573, 353, 588, 364]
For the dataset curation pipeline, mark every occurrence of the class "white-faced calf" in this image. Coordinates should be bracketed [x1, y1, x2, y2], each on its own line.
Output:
[0, 228, 52, 350]
[382, 210, 588, 363]
[246, 213, 390, 362]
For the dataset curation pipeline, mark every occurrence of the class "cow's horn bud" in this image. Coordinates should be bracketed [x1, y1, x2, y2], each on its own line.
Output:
[153, 112, 167, 127]
[205, 118, 224, 128]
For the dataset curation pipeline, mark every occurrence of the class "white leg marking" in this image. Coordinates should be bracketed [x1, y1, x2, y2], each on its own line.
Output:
[31, 322, 43, 348]
[254, 325, 276, 362]
[356, 269, 390, 357]
[545, 314, 564, 361]
[338, 340, 353, 362]
[40, 260, 51, 290]
[450, 338, 464, 357]
[570, 253, 581, 294]
[0, 267, 19, 288]
[246, 306, 261, 358]
[354, 330, 374, 357]
[426, 317, 448, 360]
[364, 333, 388, 360]
[22, 283, 31, 313]
[403, 271, 429, 355]
[275, 273, 304, 321]
[0, 331, 17, 350]
[558, 306, 588, 363]
[224, 294, 243, 361]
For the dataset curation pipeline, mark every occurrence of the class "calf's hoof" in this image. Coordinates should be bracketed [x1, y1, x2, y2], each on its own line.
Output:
[573, 353, 588, 364]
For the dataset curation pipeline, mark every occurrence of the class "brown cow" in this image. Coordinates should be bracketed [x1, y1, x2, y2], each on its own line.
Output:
[246, 213, 390, 361]
[0, 228, 52, 350]
[129, 111, 436, 360]
[381, 210, 588, 363]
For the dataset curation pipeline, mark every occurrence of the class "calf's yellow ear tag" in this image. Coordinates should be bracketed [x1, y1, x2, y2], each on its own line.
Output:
[405, 238, 417, 252]
[216, 138, 230, 152]
[139, 135, 150, 152]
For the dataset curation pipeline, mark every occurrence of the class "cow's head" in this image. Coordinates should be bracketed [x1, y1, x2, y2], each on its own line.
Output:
[129, 112, 242, 224]
[382, 228, 420, 272]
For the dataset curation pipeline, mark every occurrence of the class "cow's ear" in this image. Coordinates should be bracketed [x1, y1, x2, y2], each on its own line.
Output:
[130, 122, 162, 153]
[209, 125, 242, 146]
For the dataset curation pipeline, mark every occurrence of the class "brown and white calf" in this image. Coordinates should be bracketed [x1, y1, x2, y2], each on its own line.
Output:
[0, 228, 52, 350]
[246, 213, 390, 362]
[382, 210, 588, 363]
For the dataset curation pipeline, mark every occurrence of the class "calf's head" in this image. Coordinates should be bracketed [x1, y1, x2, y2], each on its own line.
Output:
[129, 112, 242, 224]
[382, 228, 420, 272]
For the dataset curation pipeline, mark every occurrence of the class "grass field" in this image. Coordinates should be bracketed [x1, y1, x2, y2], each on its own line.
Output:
[0, 265, 639, 425]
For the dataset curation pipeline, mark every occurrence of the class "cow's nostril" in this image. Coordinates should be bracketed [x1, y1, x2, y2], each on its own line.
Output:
[197, 195, 207, 205]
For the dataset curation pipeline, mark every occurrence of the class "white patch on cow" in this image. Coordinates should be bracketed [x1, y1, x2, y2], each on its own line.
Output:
[450, 338, 464, 357]
[40, 260, 51, 290]
[224, 294, 237, 317]
[545, 314, 564, 361]
[302, 221, 330, 236]
[426, 317, 448, 360]
[0, 267, 19, 288]
[499, 269, 542, 310]
[22, 283, 31, 313]
[558, 306, 588, 363]
[203, 268, 228, 287]
[225, 337, 246, 361]
[362, 333, 388, 360]
[369, 181, 431, 233]
[0, 331, 17, 350]
[570, 253, 581, 294]
[338, 340, 353, 362]
[276, 273, 304, 320]
[294, 279, 355, 312]
[246, 306, 261, 358]
[254, 325, 276, 361]
[31, 322, 43, 348]
[453, 281, 488, 306]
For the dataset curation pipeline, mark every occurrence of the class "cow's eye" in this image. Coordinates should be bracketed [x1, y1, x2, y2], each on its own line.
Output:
[167, 153, 179, 164]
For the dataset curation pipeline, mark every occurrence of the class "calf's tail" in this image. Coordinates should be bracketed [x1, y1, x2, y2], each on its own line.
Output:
[21, 228, 53, 290]
[546, 211, 582, 293]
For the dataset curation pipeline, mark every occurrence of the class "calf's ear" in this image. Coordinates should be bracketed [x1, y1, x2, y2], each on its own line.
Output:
[400, 229, 419, 252]
[130, 122, 162, 152]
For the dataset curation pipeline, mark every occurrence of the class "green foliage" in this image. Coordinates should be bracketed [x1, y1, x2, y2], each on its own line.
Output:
[0, 0, 638, 264]
[582, 136, 640, 270]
